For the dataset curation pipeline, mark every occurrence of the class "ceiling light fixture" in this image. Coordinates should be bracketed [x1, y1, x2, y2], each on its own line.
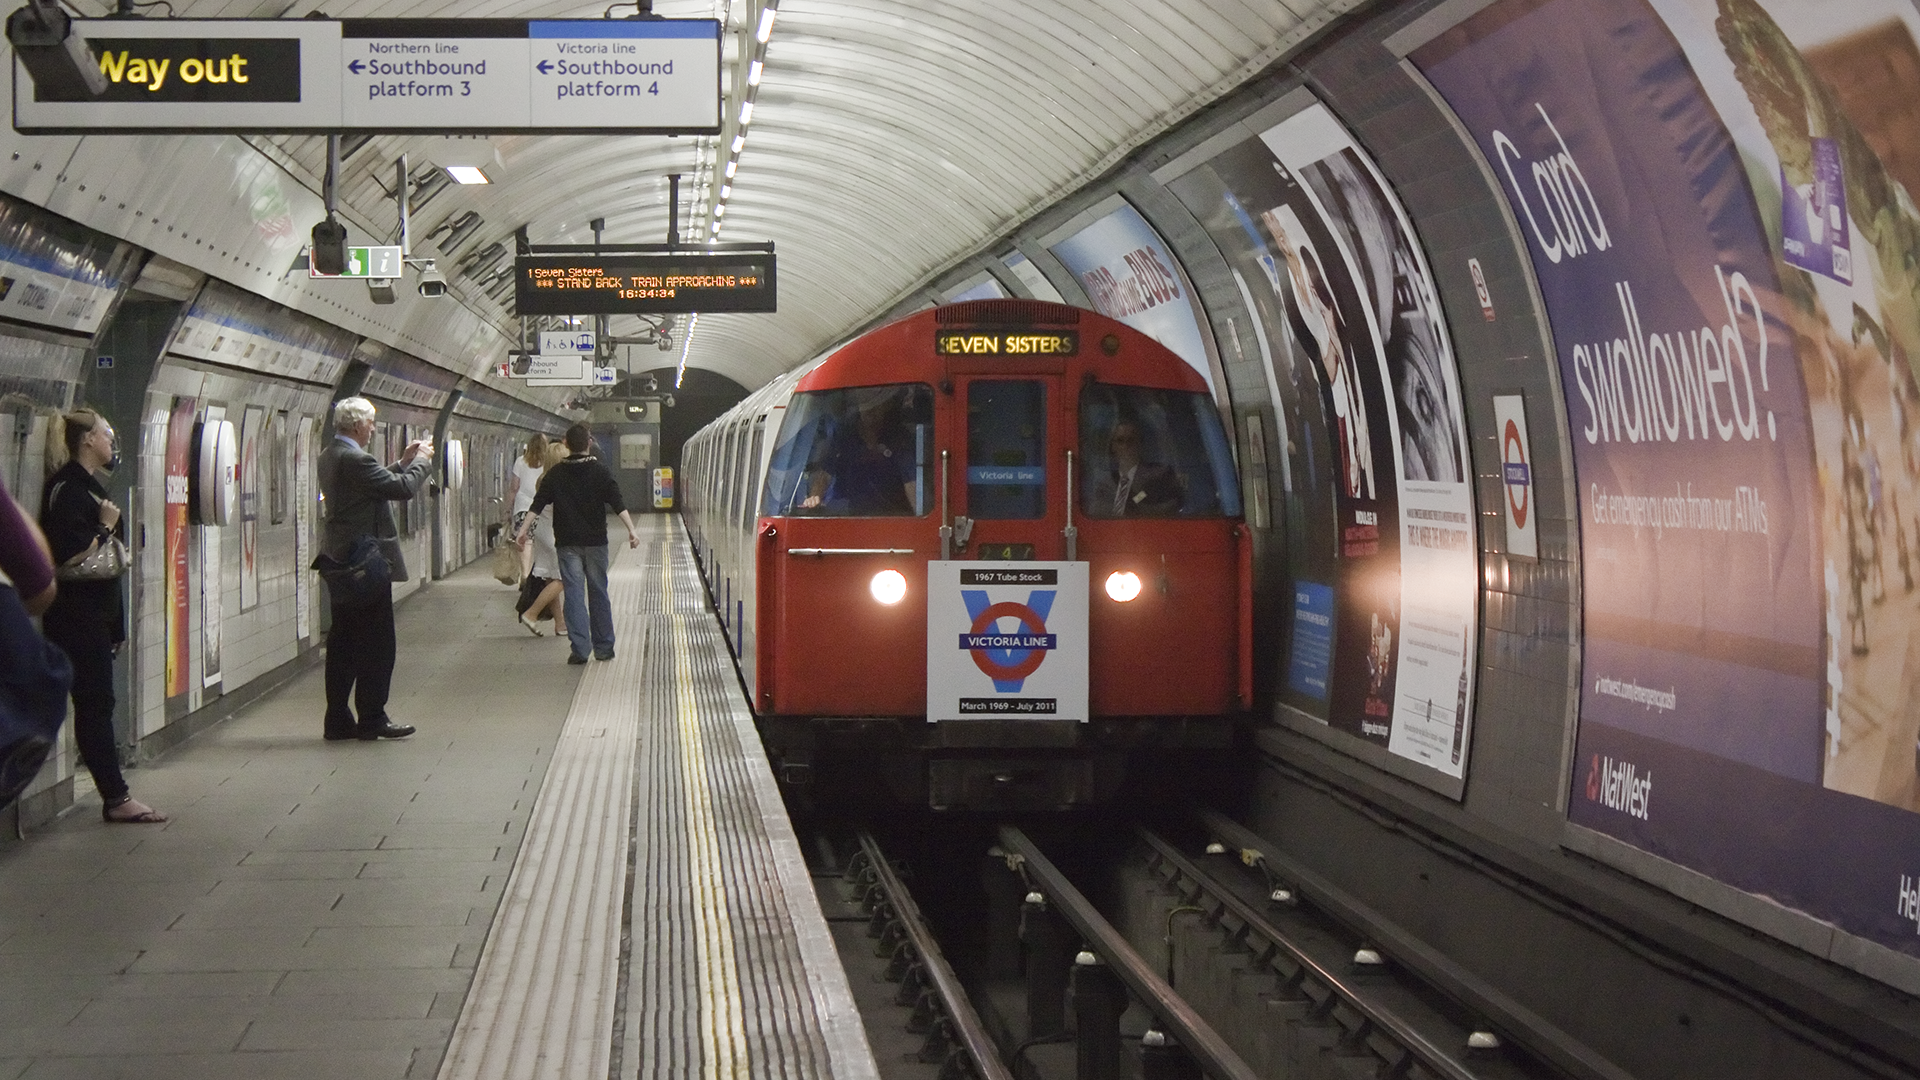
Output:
[738, 100, 753, 125]
[748, 60, 763, 86]
[725, 160, 738, 178]
[713, 204, 725, 217]
[719, 184, 731, 199]
[732, 134, 746, 153]
[756, 7, 776, 44]
[445, 165, 490, 184]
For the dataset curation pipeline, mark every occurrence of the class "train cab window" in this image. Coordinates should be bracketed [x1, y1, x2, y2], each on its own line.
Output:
[1079, 384, 1242, 519]
[967, 380, 1047, 519]
[763, 383, 934, 517]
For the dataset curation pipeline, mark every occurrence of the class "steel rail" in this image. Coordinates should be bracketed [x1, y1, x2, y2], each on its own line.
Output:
[1141, 826, 1482, 1080]
[996, 826, 1261, 1080]
[854, 832, 1014, 1080]
[1197, 810, 1634, 1080]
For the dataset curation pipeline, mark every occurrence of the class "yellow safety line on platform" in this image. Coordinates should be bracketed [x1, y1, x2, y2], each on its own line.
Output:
[665, 554, 749, 1080]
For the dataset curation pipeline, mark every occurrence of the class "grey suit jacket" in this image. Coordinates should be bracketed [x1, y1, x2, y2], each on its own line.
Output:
[318, 435, 432, 582]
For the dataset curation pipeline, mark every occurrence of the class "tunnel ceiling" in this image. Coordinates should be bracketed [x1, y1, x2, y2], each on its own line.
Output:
[142, 0, 1354, 392]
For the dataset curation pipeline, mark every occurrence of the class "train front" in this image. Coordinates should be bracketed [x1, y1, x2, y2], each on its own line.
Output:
[754, 300, 1250, 810]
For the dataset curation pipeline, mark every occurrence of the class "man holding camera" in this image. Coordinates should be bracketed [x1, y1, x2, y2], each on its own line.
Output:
[318, 396, 433, 742]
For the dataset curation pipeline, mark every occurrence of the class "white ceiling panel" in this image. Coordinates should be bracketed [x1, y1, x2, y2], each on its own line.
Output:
[14, 0, 1358, 395]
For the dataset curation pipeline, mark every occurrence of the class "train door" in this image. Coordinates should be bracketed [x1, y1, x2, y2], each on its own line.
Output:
[951, 375, 1065, 560]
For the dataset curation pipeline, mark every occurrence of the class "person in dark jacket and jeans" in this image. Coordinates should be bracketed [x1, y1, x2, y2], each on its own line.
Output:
[39, 408, 166, 823]
[514, 423, 638, 664]
[318, 396, 433, 740]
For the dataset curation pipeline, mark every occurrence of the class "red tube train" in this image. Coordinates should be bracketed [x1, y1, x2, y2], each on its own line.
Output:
[682, 299, 1251, 810]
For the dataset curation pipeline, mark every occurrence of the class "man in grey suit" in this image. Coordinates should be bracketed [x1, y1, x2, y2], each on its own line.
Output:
[318, 396, 433, 741]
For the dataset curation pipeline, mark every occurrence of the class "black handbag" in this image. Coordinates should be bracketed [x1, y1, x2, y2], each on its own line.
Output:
[311, 534, 392, 606]
[0, 581, 74, 811]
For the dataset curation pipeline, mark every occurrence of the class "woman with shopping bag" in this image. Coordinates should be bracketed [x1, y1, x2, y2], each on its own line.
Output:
[40, 408, 165, 824]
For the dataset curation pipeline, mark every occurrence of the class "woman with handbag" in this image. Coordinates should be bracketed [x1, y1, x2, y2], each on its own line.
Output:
[40, 408, 166, 824]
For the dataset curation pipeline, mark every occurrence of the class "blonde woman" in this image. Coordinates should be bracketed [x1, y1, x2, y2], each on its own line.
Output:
[506, 433, 548, 580]
[39, 408, 165, 823]
[515, 441, 569, 635]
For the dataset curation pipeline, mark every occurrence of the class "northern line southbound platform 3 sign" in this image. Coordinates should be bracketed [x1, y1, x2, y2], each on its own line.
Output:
[13, 18, 720, 134]
[515, 252, 776, 315]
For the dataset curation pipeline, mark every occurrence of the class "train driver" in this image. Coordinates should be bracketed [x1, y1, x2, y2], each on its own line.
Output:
[798, 387, 918, 515]
[1096, 419, 1183, 517]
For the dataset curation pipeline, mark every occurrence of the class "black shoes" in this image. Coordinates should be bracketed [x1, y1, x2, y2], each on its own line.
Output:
[323, 730, 359, 742]
[594, 651, 614, 661]
[567, 654, 589, 665]
[357, 723, 417, 740]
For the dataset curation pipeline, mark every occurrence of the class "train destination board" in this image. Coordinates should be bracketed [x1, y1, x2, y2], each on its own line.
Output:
[934, 330, 1078, 356]
[14, 17, 720, 133]
[514, 252, 776, 315]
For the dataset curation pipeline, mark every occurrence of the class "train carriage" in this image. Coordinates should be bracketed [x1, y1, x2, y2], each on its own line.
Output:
[684, 299, 1252, 809]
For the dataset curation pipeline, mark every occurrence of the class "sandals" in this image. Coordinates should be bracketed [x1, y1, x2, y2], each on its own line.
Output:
[103, 797, 168, 824]
[518, 613, 544, 637]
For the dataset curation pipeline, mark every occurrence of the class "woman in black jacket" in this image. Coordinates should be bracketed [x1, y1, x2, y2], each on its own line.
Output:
[40, 408, 166, 824]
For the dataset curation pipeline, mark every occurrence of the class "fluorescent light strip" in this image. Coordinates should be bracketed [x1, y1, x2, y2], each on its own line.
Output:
[446, 165, 490, 184]
[675, 313, 698, 389]
[748, 60, 763, 86]
[756, 7, 776, 43]
[719, 184, 731, 199]
[739, 100, 753, 125]
[725, 160, 737, 178]
[732, 134, 746, 153]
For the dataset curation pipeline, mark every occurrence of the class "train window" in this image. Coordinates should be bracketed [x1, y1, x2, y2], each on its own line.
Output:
[763, 383, 934, 517]
[741, 416, 766, 531]
[967, 380, 1046, 520]
[1078, 384, 1242, 519]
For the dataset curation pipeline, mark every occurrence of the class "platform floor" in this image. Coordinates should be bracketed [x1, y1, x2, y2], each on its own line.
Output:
[0, 516, 875, 1080]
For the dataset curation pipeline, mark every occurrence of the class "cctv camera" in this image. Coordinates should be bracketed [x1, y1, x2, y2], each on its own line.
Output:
[368, 278, 396, 305]
[417, 262, 448, 298]
[658, 333, 673, 352]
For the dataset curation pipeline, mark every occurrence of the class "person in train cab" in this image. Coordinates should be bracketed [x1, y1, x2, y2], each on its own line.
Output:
[798, 387, 917, 515]
[39, 409, 167, 823]
[515, 422, 639, 665]
[1096, 419, 1183, 517]
[507, 433, 548, 582]
[318, 396, 433, 742]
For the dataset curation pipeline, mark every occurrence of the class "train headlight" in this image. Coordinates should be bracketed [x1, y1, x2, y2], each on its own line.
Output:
[870, 569, 908, 605]
[1105, 570, 1142, 602]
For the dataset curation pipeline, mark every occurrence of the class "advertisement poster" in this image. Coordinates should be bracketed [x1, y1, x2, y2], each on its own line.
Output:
[1048, 203, 1222, 392]
[1415, 0, 1920, 955]
[927, 562, 1090, 723]
[239, 405, 263, 612]
[293, 414, 313, 642]
[1166, 102, 1480, 781]
[163, 398, 195, 699]
[201, 406, 224, 690]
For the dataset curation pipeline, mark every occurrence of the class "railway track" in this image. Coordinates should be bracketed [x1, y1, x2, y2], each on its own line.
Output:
[829, 819, 1587, 1080]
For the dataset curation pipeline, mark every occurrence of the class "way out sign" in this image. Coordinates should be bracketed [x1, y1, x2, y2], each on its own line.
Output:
[14, 17, 720, 134]
[927, 562, 1088, 722]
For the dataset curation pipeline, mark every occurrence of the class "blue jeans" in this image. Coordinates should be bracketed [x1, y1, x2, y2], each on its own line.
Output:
[558, 545, 614, 659]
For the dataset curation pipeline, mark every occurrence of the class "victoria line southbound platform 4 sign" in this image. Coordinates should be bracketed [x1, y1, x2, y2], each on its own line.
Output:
[514, 252, 776, 315]
[13, 18, 720, 133]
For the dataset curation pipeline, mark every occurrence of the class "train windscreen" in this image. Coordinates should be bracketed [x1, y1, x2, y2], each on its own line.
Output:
[762, 383, 935, 517]
[1079, 384, 1241, 519]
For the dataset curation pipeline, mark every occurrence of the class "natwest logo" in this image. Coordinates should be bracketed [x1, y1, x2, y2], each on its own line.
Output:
[1583, 753, 1652, 820]
[1899, 875, 1920, 935]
